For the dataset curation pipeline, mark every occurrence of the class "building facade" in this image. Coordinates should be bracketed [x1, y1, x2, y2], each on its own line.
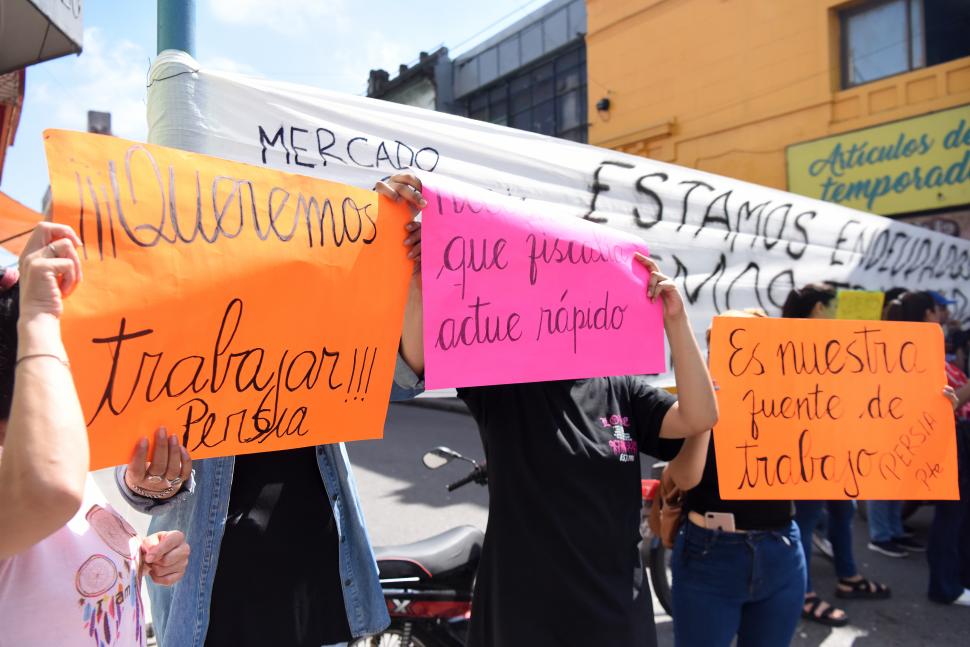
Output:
[368, 0, 589, 142]
[586, 0, 970, 236]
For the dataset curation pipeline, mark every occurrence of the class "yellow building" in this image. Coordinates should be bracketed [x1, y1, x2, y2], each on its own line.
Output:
[586, 0, 970, 237]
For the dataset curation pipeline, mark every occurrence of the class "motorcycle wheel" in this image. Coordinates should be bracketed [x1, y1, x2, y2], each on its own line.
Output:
[350, 627, 431, 647]
[648, 538, 674, 617]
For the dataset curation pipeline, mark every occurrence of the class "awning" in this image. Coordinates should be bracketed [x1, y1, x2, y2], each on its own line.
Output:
[0, 0, 83, 75]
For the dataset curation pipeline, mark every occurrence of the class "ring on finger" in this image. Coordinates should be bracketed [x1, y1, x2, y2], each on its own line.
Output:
[145, 474, 165, 483]
[169, 477, 183, 486]
[47, 243, 58, 258]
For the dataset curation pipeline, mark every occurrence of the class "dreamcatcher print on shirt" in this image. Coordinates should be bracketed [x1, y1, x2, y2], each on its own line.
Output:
[75, 505, 146, 646]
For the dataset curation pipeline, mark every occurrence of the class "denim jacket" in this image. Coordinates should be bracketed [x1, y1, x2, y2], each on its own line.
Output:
[116, 358, 423, 646]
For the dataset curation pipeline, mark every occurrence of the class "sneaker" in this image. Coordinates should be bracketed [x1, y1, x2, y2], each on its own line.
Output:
[812, 532, 834, 560]
[900, 524, 917, 539]
[868, 540, 909, 558]
[893, 536, 926, 552]
[954, 589, 970, 607]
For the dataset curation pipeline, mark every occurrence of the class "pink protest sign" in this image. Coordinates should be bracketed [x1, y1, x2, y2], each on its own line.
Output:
[421, 184, 666, 389]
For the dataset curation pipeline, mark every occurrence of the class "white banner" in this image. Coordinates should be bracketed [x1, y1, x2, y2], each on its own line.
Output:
[147, 51, 970, 380]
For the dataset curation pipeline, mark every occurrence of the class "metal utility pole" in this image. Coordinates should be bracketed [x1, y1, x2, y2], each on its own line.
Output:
[157, 0, 196, 56]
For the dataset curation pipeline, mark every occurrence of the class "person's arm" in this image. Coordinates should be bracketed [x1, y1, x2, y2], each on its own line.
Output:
[633, 254, 719, 439]
[665, 430, 710, 491]
[400, 270, 423, 377]
[375, 173, 426, 378]
[0, 224, 86, 560]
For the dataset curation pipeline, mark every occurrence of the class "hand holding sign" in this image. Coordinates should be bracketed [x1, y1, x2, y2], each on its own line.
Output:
[124, 428, 192, 500]
[636, 253, 684, 320]
[18, 222, 83, 321]
[374, 172, 426, 265]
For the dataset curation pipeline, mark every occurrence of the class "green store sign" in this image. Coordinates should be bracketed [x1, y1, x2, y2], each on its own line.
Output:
[787, 104, 970, 216]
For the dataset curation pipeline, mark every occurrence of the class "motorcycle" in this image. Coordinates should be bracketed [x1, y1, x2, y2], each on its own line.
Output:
[353, 447, 673, 647]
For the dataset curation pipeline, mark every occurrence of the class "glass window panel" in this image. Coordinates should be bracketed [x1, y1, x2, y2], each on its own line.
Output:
[533, 99, 555, 135]
[470, 91, 488, 111]
[534, 78, 554, 104]
[478, 47, 499, 85]
[454, 59, 478, 97]
[555, 49, 580, 73]
[521, 23, 543, 63]
[569, 1, 586, 39]
[556, 67, 580, 94]
[490, 98, 508, 121]
[498, 37, 520, 76]
[924, 0, 970, 66]
[510, 74, 531, 92]
[559, 127, 586, 143]
[843, 0, 909, 87]
[511, 109, 532, 130]
[557, 89, 582, 132]
[511, 88, 531, 113]
[532, 62, 554, 83]
[543, 8, 569, 52]
[470, 107, 489, 122]
[911, 0, 926, 68]
[489, 86, 507, 103]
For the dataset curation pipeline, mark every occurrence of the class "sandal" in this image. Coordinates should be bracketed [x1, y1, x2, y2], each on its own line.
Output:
[802, 594, 850, 627]
[836, 576, 891, 600]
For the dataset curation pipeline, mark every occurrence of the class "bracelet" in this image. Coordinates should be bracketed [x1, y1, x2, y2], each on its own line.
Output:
[130, 484, 177, 499]
[15, 353, 70, 368]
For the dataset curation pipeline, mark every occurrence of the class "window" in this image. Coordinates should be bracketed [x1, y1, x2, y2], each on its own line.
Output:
[841, 0, 970, 88]
[461, 43, 588, 143]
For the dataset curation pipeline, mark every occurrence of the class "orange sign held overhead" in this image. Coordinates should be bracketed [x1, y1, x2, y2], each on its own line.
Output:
[44, 130, 413, 470]
[709, 316, 958, 500]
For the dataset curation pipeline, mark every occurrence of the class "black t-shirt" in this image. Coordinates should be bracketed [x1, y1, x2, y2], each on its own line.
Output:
[458, 377, 680, 647]
[683, 440, 794, 530]
[205, 447, 352, 647]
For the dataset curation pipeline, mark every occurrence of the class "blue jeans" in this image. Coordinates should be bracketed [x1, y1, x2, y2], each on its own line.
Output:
[868, 500, 904, 543]
[794, 501, 857, 592]
[672, 520, 806, 647]
[928, 420, 970, 603]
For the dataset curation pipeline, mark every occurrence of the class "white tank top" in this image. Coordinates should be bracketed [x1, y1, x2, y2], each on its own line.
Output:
[0, 476, 147, 646]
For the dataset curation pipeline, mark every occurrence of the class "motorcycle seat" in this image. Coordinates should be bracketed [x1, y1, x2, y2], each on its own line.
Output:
[374, 525, 484, 580]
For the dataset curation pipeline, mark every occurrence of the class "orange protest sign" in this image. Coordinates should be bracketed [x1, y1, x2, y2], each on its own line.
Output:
[709, 316, 958, 500]
[44, 130, 412, 470]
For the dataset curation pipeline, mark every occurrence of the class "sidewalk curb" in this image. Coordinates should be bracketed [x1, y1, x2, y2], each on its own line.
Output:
[398, 397, 470, 416]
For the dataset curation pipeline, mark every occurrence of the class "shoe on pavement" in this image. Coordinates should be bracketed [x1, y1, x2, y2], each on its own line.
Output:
[953, 589, 970, 606]
[893, 536, 926, 552]
[868, 540, 909, 558]
[812, 532, 834, 560]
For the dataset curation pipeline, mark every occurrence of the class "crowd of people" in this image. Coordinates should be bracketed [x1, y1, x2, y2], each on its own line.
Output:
[0, 172, 967, 647]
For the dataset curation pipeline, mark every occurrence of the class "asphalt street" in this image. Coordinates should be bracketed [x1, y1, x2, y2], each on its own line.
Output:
[95, 401, 970, 646]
